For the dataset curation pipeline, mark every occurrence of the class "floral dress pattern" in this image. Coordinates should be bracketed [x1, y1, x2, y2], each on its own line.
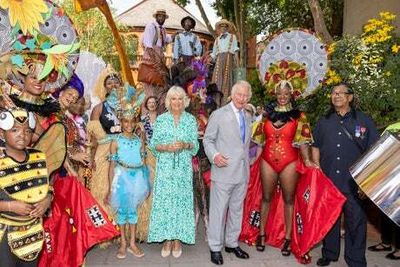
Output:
[148, 111, 199, 244]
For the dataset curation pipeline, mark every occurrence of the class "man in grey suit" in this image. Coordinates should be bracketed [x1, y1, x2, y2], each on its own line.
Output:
[203, 80, 252, 265]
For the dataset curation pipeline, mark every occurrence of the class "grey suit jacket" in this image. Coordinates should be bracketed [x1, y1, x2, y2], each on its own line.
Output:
[203, 103, 252, 184]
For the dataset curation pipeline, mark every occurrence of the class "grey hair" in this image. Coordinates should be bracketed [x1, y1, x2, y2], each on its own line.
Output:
[165, 86, 190, 111]
[231, 80, 252, 98]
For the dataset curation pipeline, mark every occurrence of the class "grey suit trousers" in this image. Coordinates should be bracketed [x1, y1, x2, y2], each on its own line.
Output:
[208, 180, 247, 251]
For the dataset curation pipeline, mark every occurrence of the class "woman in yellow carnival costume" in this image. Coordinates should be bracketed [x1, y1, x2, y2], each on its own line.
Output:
[88, 66, 123, 217]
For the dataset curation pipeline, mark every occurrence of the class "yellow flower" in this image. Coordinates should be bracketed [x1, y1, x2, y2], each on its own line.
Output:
[392, 44, 400, 54]
[384, 71, 391, 77]
[379, 11, 396, 21]
[352, 54, 363, 66]
[325, 69, 342, 85]
[0, 0, 48, 34]
[327, 42, 336, 55]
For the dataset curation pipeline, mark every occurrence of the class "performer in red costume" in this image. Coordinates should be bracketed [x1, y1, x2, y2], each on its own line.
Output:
[239, 60, 346, 264]
[256, 80, 315, 256]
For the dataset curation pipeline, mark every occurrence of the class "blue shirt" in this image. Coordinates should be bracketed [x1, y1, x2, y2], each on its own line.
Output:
[173, 31, 202, 59]
[210, 32, 239, 59]
[312, 110, 379, 193]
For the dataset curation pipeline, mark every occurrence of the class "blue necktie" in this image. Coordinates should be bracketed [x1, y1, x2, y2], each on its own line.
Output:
[239, 110, 246, 143]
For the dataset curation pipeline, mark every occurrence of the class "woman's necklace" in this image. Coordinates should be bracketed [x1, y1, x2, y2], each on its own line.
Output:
[274, 103, 293, 112]
[18, 92, 45, 105]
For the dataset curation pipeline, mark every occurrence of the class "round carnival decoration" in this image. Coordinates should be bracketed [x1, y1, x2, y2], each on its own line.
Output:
[0, 0, 80, 91]
[258, 28, 329, 97]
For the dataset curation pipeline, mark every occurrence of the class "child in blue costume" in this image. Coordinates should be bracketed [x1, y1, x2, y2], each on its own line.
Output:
[107, 99, 150, 259]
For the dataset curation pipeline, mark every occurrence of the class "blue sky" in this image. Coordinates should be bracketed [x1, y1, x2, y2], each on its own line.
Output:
[109, 0, 220, 27]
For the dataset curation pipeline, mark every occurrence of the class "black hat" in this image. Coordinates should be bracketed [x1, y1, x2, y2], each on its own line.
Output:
[206, 83, 224, 97]
[181, 16, 196, 29]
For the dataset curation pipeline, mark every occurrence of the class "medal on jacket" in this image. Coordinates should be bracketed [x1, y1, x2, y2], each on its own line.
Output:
[355, 125, 361, 138]
[360, 126, 366, 139]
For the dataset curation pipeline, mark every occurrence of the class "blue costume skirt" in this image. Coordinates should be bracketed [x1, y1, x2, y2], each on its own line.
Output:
[110, 165, 150, 225]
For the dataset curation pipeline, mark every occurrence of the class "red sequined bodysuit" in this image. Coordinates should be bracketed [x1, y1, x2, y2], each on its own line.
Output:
[261, 119, 299, 173]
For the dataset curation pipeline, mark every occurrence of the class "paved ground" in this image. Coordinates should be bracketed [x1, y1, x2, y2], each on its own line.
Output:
[85, 222, 399, 267]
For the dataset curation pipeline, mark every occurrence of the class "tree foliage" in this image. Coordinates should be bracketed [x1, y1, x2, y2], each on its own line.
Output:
[55, 0, 138, 70]
[323, 12, 400, 128]
[244, 0, 343, 37]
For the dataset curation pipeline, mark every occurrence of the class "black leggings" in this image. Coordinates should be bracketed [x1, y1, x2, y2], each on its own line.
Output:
[0, 233, 38, 267]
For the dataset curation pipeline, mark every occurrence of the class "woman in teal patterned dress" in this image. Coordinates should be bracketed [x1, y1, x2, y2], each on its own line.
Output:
[148, 86, 199, 258]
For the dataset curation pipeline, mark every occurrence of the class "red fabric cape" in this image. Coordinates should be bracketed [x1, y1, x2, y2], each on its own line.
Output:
[239, 157, 346, 264]
[39, 175, 120, 267]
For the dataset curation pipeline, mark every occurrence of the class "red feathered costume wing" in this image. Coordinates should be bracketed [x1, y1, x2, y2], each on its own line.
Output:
[39, 175, 119, 267]
[239, 158, 346, 264]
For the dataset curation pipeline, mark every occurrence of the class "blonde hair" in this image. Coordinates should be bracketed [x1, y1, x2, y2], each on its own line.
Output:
[165, 86, 190, 111]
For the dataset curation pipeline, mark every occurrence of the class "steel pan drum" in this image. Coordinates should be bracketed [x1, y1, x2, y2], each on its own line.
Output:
[350, 132, 400, 226]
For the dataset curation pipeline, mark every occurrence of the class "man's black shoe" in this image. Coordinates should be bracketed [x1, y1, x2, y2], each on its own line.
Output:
[225, 246, 249, 259]
[210, 251, 224, 265]
[316, 257, 338, 266]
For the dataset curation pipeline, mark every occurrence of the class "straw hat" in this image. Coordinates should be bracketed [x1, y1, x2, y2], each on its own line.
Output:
[215, 19, 235, 33]
[153, 9, 169, 19]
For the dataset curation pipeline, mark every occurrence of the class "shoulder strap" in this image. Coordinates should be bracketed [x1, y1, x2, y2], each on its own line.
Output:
[177, 34, 182, 56]
[192, 34, 198, 54]
[228, 34, 234, 51]
[339, 123, 365, 153]
[215, 37, 219, 55]
[152, 24, 158, 46]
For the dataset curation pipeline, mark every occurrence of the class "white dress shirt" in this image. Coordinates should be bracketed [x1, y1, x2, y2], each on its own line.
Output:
[230, 101, 243, 126]
[142, 21, 172, 48]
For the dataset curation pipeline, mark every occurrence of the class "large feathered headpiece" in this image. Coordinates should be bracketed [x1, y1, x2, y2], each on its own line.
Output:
[0, 0, 80, 91]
